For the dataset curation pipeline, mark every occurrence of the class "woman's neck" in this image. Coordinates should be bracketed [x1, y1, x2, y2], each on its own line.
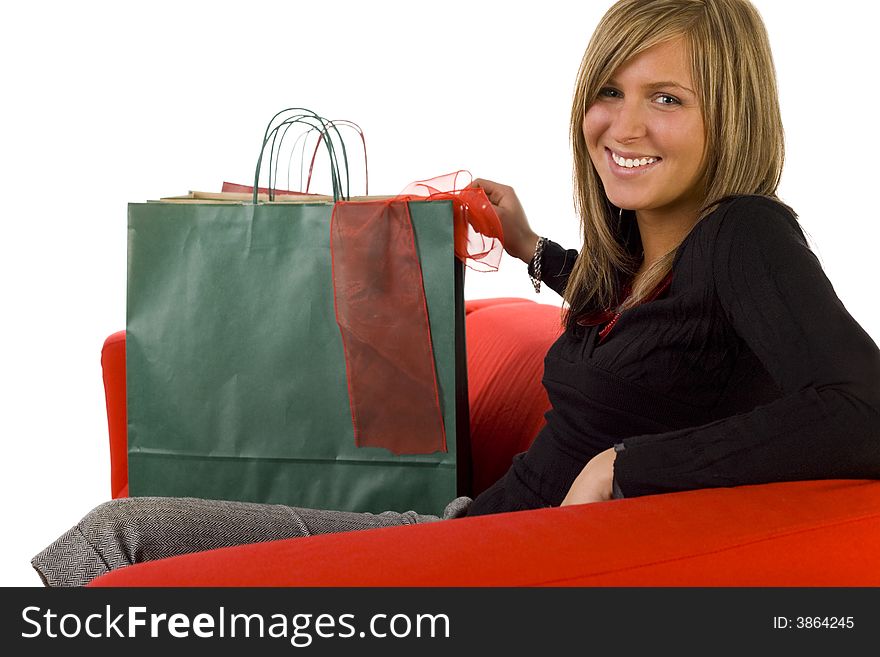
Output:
[634, 204, 701, 272]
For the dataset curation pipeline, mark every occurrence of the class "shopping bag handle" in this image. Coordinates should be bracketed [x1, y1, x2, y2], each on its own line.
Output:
[296, 120, 367, 197]
[253, 108, 363, 204]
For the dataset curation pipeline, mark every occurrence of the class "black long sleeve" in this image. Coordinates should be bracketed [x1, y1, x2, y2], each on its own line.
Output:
[614, 197, 880, 495]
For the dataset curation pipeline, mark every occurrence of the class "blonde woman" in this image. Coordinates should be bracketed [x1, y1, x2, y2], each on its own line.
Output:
[468, 0, 880, 514]
[32, 0, 880, 585]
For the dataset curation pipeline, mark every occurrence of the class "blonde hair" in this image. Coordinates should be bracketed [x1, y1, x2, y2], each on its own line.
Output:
[564, 0, 785, 327]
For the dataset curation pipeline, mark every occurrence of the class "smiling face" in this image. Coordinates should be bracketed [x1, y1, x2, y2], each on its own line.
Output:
[583, 36, 706, 224]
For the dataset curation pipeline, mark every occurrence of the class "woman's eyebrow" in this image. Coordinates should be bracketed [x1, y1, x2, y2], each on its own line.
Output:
[607, 78, 695, 94]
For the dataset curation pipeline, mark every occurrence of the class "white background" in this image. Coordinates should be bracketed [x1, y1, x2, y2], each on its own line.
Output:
[1, 0, 877, 586]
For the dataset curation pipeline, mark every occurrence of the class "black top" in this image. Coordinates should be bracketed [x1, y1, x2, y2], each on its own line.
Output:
[466, 195, 880, 516]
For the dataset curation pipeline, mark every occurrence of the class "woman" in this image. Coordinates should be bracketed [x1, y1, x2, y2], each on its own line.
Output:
[32, 0, 880, 585]
[466, 0, 880, 513]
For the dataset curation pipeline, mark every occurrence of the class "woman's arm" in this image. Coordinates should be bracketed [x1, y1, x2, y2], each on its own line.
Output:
[613, 196, 880, 497]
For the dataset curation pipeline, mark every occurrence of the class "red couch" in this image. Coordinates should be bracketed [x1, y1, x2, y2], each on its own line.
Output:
[90, 298, 880, 586]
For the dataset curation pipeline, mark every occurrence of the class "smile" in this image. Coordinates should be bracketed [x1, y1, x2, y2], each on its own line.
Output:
[605, 148, 662, 176]
[612, 151, 658, 167]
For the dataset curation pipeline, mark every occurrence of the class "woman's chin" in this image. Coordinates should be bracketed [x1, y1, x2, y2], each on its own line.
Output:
[605, 194, 652, 213]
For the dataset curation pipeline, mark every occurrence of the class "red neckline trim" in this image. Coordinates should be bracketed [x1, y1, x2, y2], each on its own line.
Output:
[576, 273, 673, 342]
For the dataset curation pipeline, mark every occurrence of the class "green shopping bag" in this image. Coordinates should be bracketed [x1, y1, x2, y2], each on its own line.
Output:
[125, 111, 471, 515]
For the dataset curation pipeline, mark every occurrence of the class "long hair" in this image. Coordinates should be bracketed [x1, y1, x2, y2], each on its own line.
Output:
[564, 0, 786, 328]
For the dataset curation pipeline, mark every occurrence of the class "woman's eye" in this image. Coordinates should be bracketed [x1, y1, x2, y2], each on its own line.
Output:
[598, 87, 621, 99]
[655, 94, 681, 106]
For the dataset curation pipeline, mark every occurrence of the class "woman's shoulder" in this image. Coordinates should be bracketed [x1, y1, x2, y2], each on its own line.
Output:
[671, 194, 812, 290]
[707, 194, 802, 238]
[682, 193, 807, 260]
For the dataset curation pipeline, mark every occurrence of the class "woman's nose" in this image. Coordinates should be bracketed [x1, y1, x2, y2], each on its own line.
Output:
[609, 100, 647, 143]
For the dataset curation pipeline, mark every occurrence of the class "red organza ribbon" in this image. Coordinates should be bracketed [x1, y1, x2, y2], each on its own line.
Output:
[397, 170, 504, 272]
[331, 172, 503, 454]
[331, 199, 446, 455]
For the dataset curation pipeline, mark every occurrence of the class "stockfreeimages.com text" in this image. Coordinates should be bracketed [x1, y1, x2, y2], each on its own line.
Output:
[22, 605, 451, 646]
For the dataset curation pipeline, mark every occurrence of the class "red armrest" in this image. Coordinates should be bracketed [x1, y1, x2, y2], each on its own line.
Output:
[101, 331, 128, 499]
[89, 479, 880, 586]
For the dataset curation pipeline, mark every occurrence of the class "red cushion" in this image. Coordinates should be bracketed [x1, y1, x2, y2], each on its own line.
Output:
[465, 301, 563, 495]
[89, 479, 880, 586]
[464, 297, 535, 315]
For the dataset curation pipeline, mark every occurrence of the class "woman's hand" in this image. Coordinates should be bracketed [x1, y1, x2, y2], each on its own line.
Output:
[560, 448, 617, 506]
[470, 178, 539, 264]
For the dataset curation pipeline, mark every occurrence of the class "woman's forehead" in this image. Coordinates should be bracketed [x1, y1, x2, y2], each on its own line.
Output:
[608, 37, 694, 89]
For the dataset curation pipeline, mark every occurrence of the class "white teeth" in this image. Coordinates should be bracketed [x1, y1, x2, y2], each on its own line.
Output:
[611, 152, 658, 168]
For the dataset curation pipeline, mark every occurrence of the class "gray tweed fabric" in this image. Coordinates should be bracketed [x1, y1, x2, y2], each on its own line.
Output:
[32, 495, 472, 587]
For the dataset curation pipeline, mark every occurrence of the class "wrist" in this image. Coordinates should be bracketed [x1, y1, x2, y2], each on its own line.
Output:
[506, 232, 540, 263]
[518, 233, 540, 264]
[527, 236, 546, 293]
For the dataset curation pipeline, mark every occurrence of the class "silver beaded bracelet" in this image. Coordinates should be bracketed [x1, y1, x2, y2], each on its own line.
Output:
[529, 237, 546, 293]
